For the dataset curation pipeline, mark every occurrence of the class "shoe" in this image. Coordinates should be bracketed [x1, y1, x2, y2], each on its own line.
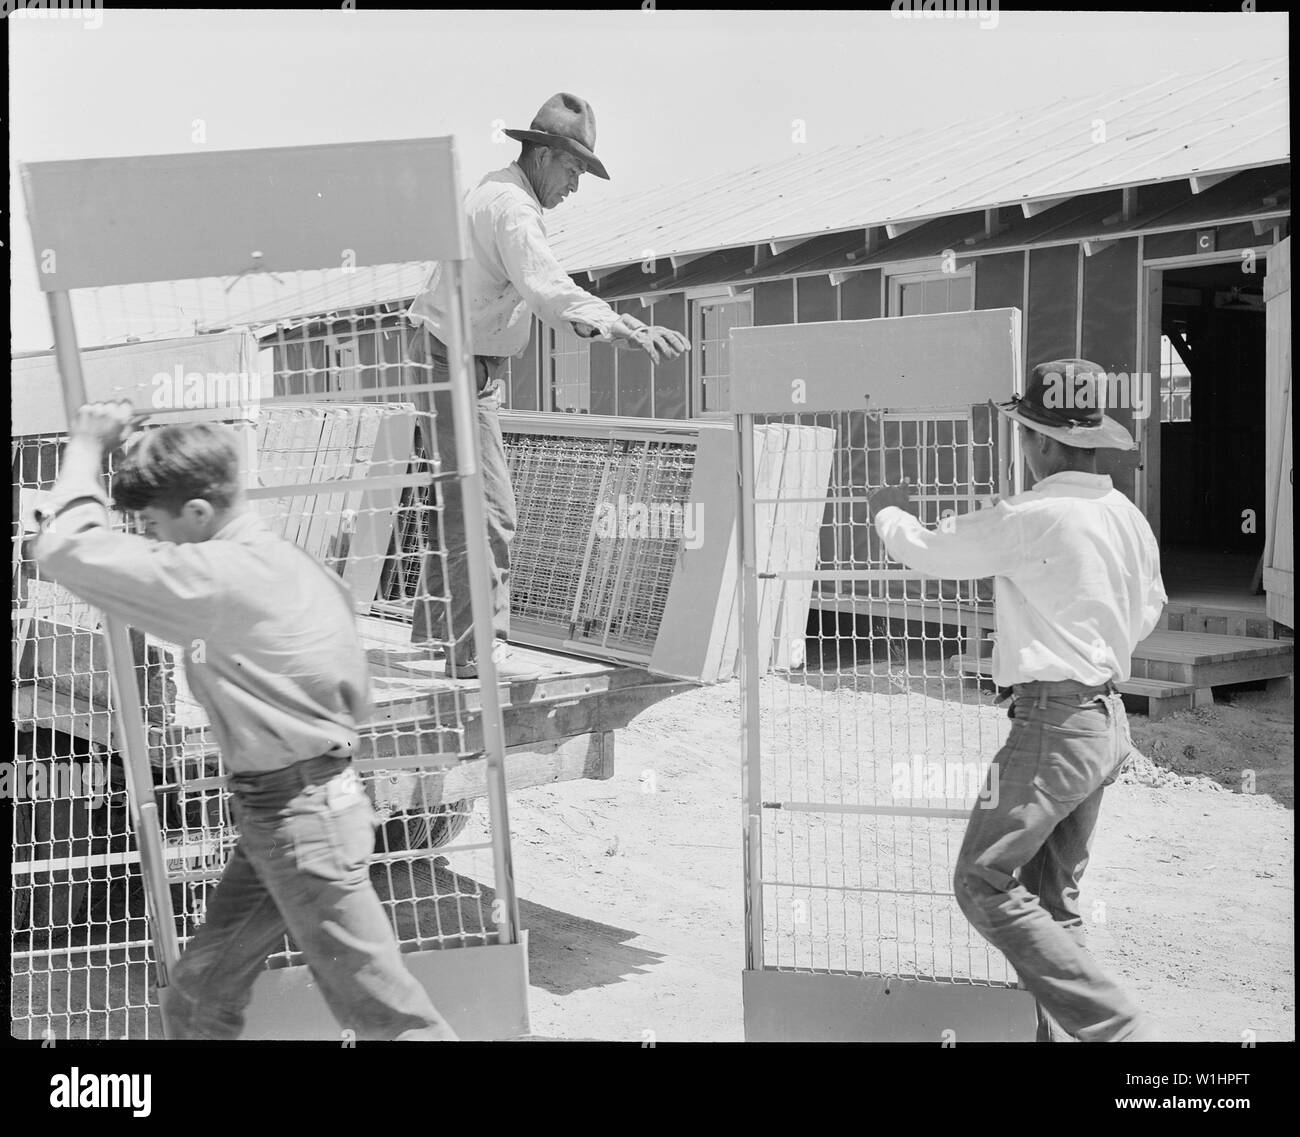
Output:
[448, 642, 540, 681]
[408, 631, 447, 657]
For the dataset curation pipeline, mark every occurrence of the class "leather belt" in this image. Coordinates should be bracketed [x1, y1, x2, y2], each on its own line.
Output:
[1006, 677, 1118, 711]
[996, 677, 1118, 706]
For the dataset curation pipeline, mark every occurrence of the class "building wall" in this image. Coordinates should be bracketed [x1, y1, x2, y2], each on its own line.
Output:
[1082, 238, 1140, 499]
[653, 294, 689, 419]
[261, 213, 1283, 533]
[518, 218, 1283, 519]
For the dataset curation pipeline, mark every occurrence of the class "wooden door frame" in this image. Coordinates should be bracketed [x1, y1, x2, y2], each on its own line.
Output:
[1136, 243, 1277, 540]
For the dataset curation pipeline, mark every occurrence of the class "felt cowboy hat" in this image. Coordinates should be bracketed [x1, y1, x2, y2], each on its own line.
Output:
[995, 358, 1136, 450]
[503, 92, 610, 180]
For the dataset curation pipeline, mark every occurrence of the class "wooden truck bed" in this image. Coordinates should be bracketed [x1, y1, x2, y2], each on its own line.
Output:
[11, 614, 691, 811]
[355, 615, 691, 813]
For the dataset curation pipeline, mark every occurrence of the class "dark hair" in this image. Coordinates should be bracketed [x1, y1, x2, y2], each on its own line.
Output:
[1038, 432, 1098, 468]
[112, 422, 243, 514]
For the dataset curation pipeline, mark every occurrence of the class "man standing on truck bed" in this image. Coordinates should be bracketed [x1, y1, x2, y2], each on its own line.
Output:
[406, 91, 690, 678]
[32, 405, 458, 1041]
[869, 360, 1167, 1042]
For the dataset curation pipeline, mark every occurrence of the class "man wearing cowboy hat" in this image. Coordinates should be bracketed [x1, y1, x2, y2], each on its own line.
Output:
[405, 93, 690, 678]
[869, 359, 1167, 1042]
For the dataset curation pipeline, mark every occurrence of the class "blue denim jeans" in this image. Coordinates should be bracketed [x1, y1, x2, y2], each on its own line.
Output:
[405, 327, 514, 653]
[161, 754, 457, 1040]
[953, 681, 1152, 1042]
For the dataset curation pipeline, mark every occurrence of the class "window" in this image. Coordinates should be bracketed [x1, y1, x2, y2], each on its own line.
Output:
[324, 335, 358, 393]
[547, 325, 591, 413]
[887, 268, 974, 317]
[691, 293, 753, 416]
[333, 341, 357, 391]
[499, 318, 543, 411]
[1159, 332, 1192, 423]
[257, 346, 276, 402]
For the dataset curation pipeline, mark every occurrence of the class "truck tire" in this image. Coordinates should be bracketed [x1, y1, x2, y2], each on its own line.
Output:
[376, 799, 473, 853]
[426, 799, 473, 848]
[13, 798, 34, 933]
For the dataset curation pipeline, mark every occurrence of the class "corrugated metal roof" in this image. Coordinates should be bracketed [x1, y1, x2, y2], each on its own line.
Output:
[199, 262, 430, 332]
[209, 56, 1287, 333]
[583, 165, 1291, 298]
[545, 56, 1287, 272]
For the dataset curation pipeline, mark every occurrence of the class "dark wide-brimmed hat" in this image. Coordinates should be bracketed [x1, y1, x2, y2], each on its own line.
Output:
[996, 358, 1136, 450]
[503, 92, 610, 180]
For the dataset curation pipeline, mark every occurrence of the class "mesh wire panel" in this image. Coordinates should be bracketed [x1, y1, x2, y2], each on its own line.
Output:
[745, 407, 1016, 987]
[12, 273, 513, 1040]
[814, 407, 997, 608]
[504, 429, 697, 658]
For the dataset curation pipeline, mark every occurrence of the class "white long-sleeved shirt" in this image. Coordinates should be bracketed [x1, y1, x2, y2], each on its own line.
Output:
[31, 475, 372, 774]
[407, 162, 622, 357]
[874, 471, 1167, 686]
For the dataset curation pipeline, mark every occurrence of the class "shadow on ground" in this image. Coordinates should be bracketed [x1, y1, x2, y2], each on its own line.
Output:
[373, 857, 663, 997]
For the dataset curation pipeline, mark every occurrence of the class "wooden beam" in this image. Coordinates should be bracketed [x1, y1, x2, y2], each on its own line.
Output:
[1082, 238, 1116, 257]
[845, 229, 877, 261]
[1189, 171, 1234, 195]
[768, 238, 807, 256]
[884, 219, 923, 239]
[367, 732, 615, 812]
[669, 251, 708, 270]
[1021, 197, 1068, 219]
[1104, 189, 1137, 228]
[964, 217, 992, 246]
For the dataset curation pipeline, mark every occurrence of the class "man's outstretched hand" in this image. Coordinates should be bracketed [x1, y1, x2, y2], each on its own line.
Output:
[631, 325, 690, 364]
[608, 314, 690, 364]
[868, 483, 916, 523]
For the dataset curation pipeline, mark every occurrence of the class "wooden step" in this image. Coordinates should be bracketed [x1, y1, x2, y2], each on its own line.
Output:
[1129, 630, 1294, 689]
[946, 656, 1223, 721]
[958, 630, 1293, 687]
[950, 653, 993, 678]
[1115, 677, 1198, 721]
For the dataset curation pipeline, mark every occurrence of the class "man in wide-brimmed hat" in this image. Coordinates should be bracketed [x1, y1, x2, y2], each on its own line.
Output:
[405, 93, 689, 679]
[869, 359, 1167, 1042]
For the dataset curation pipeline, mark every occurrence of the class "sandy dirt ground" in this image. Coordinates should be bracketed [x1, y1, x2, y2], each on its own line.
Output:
[11, 674, 1290, 1043]
[449, 676, 1294, 1042]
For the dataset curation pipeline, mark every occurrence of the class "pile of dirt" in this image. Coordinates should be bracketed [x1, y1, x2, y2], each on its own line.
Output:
[1124, 685, 1294, 806]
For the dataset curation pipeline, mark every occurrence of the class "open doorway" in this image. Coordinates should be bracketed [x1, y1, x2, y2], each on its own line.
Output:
[1156, 258, 1267, 613]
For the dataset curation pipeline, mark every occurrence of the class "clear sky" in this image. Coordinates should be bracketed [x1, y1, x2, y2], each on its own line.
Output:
[7, 7, 1288, 350]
